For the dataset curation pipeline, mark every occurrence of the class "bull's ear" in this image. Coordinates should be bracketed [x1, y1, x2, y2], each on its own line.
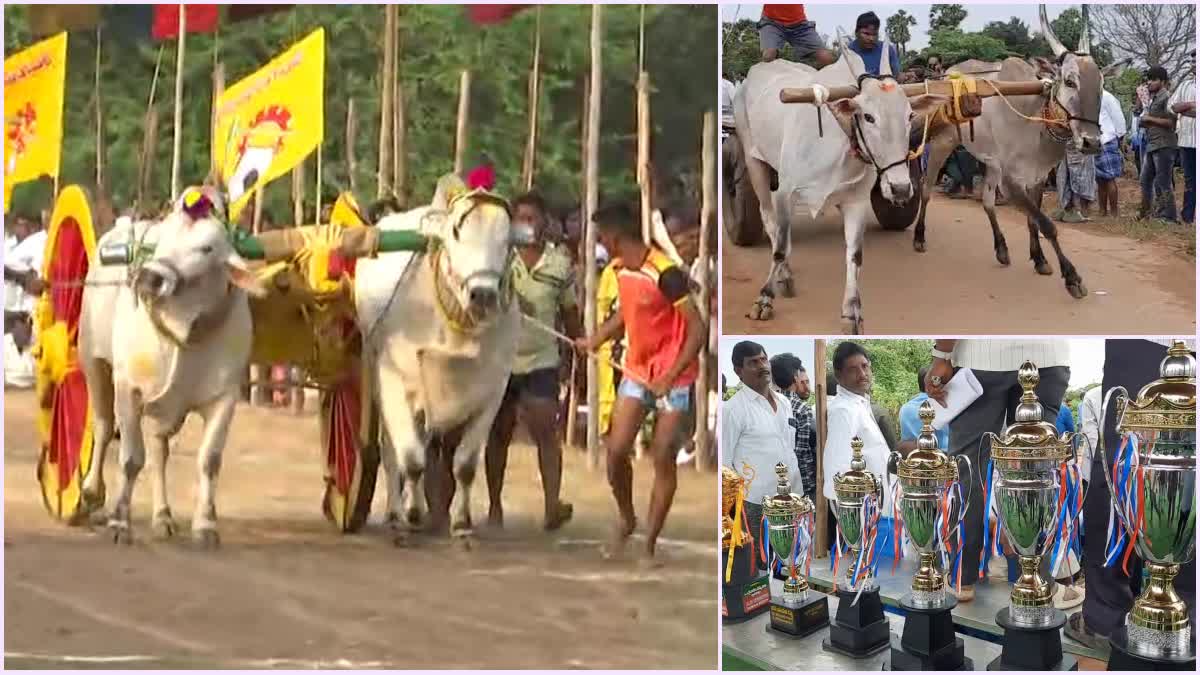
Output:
[225, 251, 269, 298]
[431, 174, 468, 211]
[829, 98, 860, 136]
[909, 94, 951, 117]
[1030, 57, 1058, 79]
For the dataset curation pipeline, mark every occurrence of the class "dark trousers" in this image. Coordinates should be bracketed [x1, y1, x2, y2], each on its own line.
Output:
[1080, 340, 1197, 637]
[949, 366, 1070, 587]
[1180, 146, 1196, 224]
[745, 501, 767, 571]
[1140, 148, 1179, 222]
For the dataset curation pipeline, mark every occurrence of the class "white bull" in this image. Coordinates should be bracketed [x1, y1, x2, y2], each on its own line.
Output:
[78, 191, 267, 547]
[354, 175, 519, 546]
[734, 46, 946, 332]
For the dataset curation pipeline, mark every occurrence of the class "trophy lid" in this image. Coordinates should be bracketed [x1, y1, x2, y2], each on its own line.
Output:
[1121, 341, 1197, 431]
[990, 361, 1072, 461]
[833, 437, 879, 498]
[896, 401, 958, 481]
[762, 462, 813, 518]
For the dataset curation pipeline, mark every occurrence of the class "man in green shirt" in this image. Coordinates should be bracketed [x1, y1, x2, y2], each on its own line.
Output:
[485, 192, 581, 531]
[1136, 66, 1180, 223]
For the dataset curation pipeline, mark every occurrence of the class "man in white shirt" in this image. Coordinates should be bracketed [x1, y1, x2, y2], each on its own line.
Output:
[4, 213, 47, 389]
[1067, 339, 1197, 650]
[1096, 88, 1128, 217]
[925, 340, 1071, 602]
[722, 340, 798, 565]
[1169, 57, 1195, 224]
[822, 341, 894, 562]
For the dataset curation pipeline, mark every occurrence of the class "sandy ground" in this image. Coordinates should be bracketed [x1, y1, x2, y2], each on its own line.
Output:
[722, 192, 1196, 335]
[4, 391, 717, 669]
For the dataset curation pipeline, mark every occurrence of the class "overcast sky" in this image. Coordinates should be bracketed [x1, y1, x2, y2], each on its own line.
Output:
[718, 338, 1104, 392]
[721, 4, 1075, 52]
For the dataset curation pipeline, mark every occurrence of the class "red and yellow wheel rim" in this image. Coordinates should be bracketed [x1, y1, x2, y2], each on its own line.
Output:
[34, 186, 97, 523]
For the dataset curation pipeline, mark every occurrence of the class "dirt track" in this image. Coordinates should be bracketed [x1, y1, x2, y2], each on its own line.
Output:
[4, 391, 717, 669]
[722, 192, 1196, 335]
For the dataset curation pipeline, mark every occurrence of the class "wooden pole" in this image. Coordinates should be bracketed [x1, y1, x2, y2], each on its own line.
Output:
[94, 26, 104, 192]
[453, 70, 471, 176]
[694, 111, 714, 473]
[639, 4, 646, 74]
[584, 6, 603, 471]
[138, 45, 165, 212]
[377, 5, 395, 198]
[290, 159, 306, 412]
[250, 191, 266, 406]
[346, 99, 359, 195]
[521, 7, 542, 192]
[315, 144, 323, 221]
[637, 71, 652, 247]
[814, 339, 829, 557]
[170, 3, 186, 199]
[393, 8, 406, 205]
[565, 74, 589, 451]
[210, 61, 225, 181]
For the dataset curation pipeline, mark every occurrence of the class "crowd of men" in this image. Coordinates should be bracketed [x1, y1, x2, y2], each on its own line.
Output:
[721, 4, 1197, 226]
[723, 338, 1197, 661]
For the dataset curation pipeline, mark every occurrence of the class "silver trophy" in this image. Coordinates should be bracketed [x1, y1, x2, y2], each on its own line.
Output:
[1100, 341, 1196, 668]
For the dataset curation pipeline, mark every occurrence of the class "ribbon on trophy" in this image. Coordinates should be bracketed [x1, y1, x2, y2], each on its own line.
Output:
[725, 464, 758, 584]
[935, 478, 967, 593]
[850, 493, 882, 605]
[890, 479, 907, 574]
[1104, 434, 1145, 574]
[1047, 461, 1085, 577]
[977, 455, 1005, 581]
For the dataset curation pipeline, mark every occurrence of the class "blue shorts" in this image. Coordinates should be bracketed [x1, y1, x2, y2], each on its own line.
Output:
[618, 378, 691, 413]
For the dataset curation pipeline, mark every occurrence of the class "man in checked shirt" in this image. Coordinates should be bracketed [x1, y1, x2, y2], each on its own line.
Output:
[770, 353, 817, 504]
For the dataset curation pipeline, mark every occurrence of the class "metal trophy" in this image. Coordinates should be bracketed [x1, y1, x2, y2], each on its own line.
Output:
[888, 401, 974, 670]
[763, 462, 829, 637]
[982, 362, 1085, 671]
[1101, 341, 1196, 671]
[723, 466, 769, 622]
[823, 437, 890, 657]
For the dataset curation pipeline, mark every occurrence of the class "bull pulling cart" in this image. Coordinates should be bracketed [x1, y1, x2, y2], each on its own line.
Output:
[34, 185, 430, 533]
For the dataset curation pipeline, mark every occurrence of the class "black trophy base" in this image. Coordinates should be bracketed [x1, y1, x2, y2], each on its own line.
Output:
[986, 607, 1078, 670]
[1107, 625, 1197, 671]
[889, 594, 973, 671]
[722, 545, 770, 624]
[823, 586, 891, 658]
[765, 591, 830, 639]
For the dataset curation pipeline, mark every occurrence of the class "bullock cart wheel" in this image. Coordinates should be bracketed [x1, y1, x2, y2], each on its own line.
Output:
[33, 186, 98, 524]
[722, 131, 765, 246]
[872, 158, 923, 232]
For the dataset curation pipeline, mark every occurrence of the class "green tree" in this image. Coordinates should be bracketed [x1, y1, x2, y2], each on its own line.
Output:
[1044, 8, 1114, 67]
[981, 17, 1041, 57]
[722, 18, 762, 82]
[886, 11, 918, 57]
[929, 5, 968, 33]
[923, 29, 1012, 65]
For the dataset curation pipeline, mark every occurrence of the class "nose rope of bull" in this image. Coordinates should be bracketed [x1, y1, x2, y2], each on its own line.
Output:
[519, 313, 649, 388]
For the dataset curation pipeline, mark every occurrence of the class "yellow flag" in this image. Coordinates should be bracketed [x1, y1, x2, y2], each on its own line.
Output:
[4, 32, 68, 211]
[214, 28, 325, 223]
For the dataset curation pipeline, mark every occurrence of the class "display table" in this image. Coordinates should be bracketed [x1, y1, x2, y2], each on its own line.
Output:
[807, 555, 1105, 661]
[722, 591, 1002, 670]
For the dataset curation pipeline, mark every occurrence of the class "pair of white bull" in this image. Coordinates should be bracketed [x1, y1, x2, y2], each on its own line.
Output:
[736, 4, 1102, 332]
[78, 176, 516, 548]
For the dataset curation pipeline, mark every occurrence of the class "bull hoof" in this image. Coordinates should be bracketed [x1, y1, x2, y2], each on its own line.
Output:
[152, 510, 177, 539]
[841, 317, 864, 335]
[452, 529, 476, 551]
[996, 247, 1011, 266]
[1067, 281, 1088, 299]
[193, 529, 221, 550]
[405, 507, 423, 529]
[1034, 260, 1053, 276]
[913, 239, 926, 253]
[391, 528, 412, 548]
[80, 487, 106, 515]
[88, 508, 110, 528]
[778, 277, 796, 298]
[108, 521, 133, 546]
[748, 301, 774, 321]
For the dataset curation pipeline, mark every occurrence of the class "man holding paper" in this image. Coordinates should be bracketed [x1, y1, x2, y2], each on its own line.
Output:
[924, 339, 1071, 602]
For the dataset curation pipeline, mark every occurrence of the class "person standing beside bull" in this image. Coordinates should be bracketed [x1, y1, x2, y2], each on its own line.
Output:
[757, 4, 835, 67]
[576, 202, 705, 562]
[1095, 87, 1128, 218]
[485, 192, 580, 532]
[1136, 66, 1179, 223]
[1169, 55, 1195, 225]
[847, 12, 901, 78]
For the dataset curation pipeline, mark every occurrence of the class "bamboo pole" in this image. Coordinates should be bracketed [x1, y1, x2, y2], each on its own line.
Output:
[565, 74, 589, 451]
[138, 46, 166, 212]
[779, 78, 1048, 104]
[393, 8, 406, 205]
[315, 144, 323, 221]
[250, 191, 266, 406]
[521, 7, 542, 191]
[584, 6, 603, 471]
[453, 70, 471, 176]
[637, 70, 651, 248]
[94, 26, 104, 192]
[170, 3, 186, 199]
[694, 111, 714, 473]
[346, 99, 358, 195]
[210, 61, 225, 181]
[290, 160, 306, 412]
[377, 5, 395, 198]
[813, 339, 829, 557]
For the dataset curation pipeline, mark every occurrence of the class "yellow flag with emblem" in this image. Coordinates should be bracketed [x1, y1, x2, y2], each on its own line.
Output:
[214, 28, 324, 223]
[4, 32, 67, 211]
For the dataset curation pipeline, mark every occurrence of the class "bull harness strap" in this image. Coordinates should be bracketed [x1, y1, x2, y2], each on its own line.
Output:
[930, 74, 980, 143]
[850, 73, 931, 180]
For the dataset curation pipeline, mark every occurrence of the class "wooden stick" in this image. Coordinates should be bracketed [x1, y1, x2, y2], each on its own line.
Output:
[250, 191, 266, 406]
[779, 78, 1048, 104]
[584, 5, 603, 471]
[346, 99, 358, 195]
[94, 25, 104, 193]
[453, 70, 471, 176]
[377, 5, 395, 198]
[170, 3, 186, 199]
[315, 143, 323, 222]
[393, 8, 406, 204]
[210, 61, 225, 181]
[637, 70, 651, 246]
[521, 7, 542, 192]
[814, 339, 829, 557]
[565, 74, 589, 451]
[694, 110, 714, 473]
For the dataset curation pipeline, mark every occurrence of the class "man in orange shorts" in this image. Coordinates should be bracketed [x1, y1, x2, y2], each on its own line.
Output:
[759, 4, 834, 66]
[576, 203, 705, 562]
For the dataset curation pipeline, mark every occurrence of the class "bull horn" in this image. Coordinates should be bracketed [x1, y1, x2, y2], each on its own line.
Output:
[1078, 4, 1092, 56]
[1040, 4, 1068, 59]
[879, 39, 893, 77]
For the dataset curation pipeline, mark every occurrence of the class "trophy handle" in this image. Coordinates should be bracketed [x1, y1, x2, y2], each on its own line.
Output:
[1099, 387, 1132, 534]
[954, 453, 973, 528]
[976, 432, 996, 501]
[887, 450, 902, 477]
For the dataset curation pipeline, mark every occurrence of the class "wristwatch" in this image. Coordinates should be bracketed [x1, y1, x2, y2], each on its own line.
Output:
[931, 347, 954, 362]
